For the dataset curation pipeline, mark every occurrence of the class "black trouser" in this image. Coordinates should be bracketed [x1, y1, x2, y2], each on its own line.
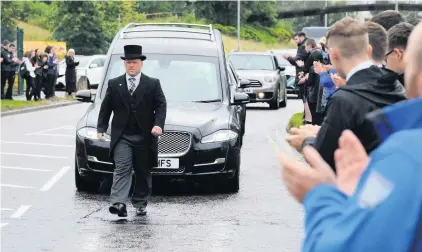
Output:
[1, 70, 14, 99]
[25, 75, 36, 101]
[308, 102, 324, 126]
[34, 74, 43, 100]
[52, 73, 57, 97]
[45, 74, 55, 99]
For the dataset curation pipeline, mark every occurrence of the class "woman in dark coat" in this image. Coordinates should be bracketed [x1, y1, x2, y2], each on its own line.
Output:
[64, 48, 79, 97]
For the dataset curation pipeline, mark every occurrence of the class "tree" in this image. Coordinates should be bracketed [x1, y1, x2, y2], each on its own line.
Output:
[53, 1, 107, 55]
[1, 1, 18, 42]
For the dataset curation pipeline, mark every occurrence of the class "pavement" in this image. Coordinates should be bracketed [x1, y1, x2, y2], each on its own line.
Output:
[1, 97, 305, 252]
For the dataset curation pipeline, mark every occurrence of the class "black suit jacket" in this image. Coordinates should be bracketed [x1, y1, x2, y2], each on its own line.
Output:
[97, 73, 167, 167]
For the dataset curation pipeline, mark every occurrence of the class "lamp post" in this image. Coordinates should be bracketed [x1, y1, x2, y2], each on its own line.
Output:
[237, 0, 240, 51]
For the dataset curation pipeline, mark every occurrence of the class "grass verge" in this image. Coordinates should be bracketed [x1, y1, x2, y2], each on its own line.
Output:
[1, 97, 73, 112]
[18, 21, 51, 41]
[287, 112, 304, 130]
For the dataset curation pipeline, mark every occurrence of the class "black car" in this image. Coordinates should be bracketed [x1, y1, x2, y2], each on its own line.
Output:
[74, 23, 250, 193]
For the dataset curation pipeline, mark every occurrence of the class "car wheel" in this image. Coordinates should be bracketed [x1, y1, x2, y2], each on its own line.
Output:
[75, 156, 100, 192]
[220, 147, 240, 193]
[280, 90, 287, 108]
[269, 89, 280, 110]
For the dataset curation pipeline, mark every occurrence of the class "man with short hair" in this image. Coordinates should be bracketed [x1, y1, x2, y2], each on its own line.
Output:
[1, 41, 19, 100]
[365, 21, 388, 67]
[370, 10, 406, 31]
[385, 22, 414, 75]
[286, 17, 406, 169]
[97, 45, 167, 217]
[279, 21, 422, 252]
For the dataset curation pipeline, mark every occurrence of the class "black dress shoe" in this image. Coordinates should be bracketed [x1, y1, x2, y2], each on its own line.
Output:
[135, 207, 147, 216]
[109, 203, 127, 217]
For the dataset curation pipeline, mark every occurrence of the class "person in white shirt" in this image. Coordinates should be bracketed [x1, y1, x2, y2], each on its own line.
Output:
[22, 50, 39, 101]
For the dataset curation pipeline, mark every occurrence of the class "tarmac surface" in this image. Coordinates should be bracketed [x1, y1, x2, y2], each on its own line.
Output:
[1, 98, 305, 252]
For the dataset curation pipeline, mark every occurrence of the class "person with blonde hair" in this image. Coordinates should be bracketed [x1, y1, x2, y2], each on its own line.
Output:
[64, 48, 79, 97]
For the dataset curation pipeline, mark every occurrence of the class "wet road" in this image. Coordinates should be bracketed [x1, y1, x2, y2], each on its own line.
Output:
[1, 98, 304, 252]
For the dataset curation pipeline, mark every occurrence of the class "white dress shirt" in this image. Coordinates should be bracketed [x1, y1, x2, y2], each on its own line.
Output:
[125, 72, 142, 92]
[346, 60, 374, 82]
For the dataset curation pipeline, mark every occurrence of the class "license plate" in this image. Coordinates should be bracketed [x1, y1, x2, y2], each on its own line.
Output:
[155, 158, 179, 169]
[244, 88, 253, 93]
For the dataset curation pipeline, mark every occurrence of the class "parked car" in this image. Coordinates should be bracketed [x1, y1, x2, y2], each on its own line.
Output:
[55, 55, 107, 90]
[269, 49, 299, 97]
[227, 51, 287, 109]
[74, 23, 250, 193]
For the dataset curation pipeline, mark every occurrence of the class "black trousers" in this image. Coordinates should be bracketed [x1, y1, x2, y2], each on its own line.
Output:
[45, 74, 55, 99]
[25, 76, 36, 101]
[308, 102, 325, 126]
[1, 71, 14, 99]
[34, 75, 43, 99]
[110, 133, 151, 209]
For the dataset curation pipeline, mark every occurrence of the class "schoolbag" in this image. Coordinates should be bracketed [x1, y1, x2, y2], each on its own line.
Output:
[19, 61, 29, 78]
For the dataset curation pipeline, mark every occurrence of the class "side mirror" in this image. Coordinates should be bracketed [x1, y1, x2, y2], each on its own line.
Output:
[89, 63, 98, 68]
[75, 89, 93, 103]
[231, 92, 250, 105]
[278, 66, 286, 71]
[239, 79, 251, 88]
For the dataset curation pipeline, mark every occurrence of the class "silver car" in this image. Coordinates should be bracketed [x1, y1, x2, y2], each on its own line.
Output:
[227, 51, 287, 109]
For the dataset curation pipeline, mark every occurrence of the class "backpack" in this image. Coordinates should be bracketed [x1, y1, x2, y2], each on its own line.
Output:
[19, 61, 29, 78]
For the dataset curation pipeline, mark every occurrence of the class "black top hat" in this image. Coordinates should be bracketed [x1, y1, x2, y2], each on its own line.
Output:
[120, 45, 147, 61]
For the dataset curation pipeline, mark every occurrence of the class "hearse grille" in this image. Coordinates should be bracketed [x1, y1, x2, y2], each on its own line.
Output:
[247, 79, 262, 87]
[152, 167, 185, 174]
[158, 132, 191, 155]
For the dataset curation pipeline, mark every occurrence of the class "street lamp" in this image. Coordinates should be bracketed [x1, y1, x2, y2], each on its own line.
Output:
[237, 0, 240, 51]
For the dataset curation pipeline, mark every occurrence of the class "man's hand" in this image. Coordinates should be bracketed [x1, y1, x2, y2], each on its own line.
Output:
[296, 60, 304, 67]
[97, 132, 105, 141]
[280, 146, 336, 203]
[334, 130, 369, 196]
[331, 73, 346, 87]
[313, 61, 323, 74]
[151, 126, 163, 137]
[299, 124, 320, 136]
[286, 126, 317, 152]
[283, 54, 290, 59]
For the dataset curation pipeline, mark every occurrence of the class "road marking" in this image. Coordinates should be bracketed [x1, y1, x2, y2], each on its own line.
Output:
[0, 152, 68, 159]
[26, 125, 73, 136]
[1, 208, 13, 211]
[1, 184, 36, 189]
[1, 141, 73, 148]
[10, 205, 31, 219]
[1, 223, 8, 228]
[30, 133, 74, 138]
[0, 166, 52, 172]
[40, 166, 71, 192]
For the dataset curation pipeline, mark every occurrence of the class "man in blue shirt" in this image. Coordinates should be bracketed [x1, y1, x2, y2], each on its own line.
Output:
[280, 21, 422, 252]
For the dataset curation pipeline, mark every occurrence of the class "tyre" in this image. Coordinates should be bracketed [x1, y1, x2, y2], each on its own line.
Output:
[75, 156, 100, 192]
[219, 147, 240, 193]
[280, 90, 287, 108]
[269, 89, 280, 110]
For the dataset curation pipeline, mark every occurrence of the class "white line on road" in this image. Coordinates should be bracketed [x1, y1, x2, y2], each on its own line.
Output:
[1, 141, 74, 148]
[26, 125, 73, 136]
[1, 184, 36, 189]
[10, 205, 31, 219]
[0, 166, 52, 172]
[1, 208, 13, 211]
[1, 223, 8, 228]
[29, 133, 74, 138]
[40, 166, 71, 192]
[0, 152, 68, 159]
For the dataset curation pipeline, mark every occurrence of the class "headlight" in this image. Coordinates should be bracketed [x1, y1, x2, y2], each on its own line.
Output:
[77, 127, 110, 141]
[201, 130, 238, 143]
[264, 76, 278, 84]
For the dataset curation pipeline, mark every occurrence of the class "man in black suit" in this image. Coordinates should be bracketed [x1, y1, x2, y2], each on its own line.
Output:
[97, 45, 167, 217]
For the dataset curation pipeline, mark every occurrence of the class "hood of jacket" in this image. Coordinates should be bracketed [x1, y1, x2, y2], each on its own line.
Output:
[340, 65, 407, 108]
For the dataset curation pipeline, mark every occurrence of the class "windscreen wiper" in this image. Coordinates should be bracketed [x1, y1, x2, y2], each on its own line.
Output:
[192, 99, 222, 103]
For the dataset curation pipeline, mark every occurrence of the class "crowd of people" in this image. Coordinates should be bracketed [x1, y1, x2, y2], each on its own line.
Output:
[281, 10, 422, 251]
[1, 42, 79, 100]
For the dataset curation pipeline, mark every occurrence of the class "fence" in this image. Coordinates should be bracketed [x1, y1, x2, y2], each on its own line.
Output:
[1, 27, 24, 95]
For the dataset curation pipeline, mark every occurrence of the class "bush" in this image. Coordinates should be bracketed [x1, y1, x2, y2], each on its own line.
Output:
[287, 112, 304, 131]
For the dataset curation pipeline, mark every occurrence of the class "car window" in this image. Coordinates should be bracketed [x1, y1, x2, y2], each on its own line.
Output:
[90, 58, 103, 67]
[227, 67, 237, 86]
[228, 54, 275, 71]
[100, 54, 222, 102]
[75, 57, 92, 68]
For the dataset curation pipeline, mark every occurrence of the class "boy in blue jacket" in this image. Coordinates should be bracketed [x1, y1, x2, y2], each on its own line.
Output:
[280, 21, 422, 252]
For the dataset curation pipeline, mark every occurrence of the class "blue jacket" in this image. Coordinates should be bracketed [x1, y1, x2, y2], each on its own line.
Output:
[302, 97, 422, 252]
[319, 69, 337, 106]
[47, 54, 57, 75]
